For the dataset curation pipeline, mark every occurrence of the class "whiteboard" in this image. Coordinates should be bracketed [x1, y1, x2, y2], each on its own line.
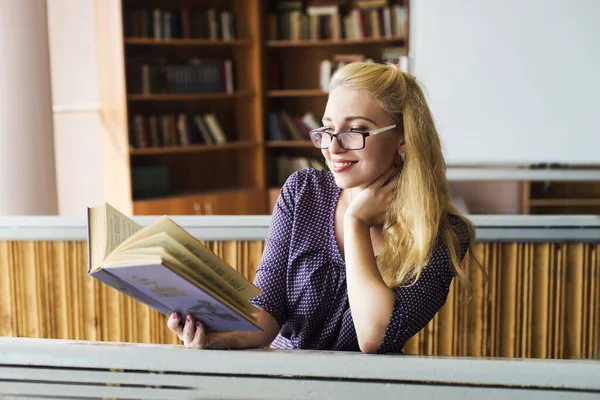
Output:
[409, 0, 600, 165]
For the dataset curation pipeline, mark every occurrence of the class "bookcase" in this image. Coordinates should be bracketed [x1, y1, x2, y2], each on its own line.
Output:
[521, 165, 600, 215]
[105, 0, 409, 215]
[118, 0, 266, 216]
[263, 0, 408, 211]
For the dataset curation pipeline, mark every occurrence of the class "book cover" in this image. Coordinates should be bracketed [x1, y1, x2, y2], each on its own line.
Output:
[86, 203, 263, 333]
[99, 262, 261, 332]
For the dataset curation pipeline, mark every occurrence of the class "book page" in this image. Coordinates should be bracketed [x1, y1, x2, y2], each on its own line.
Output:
[114, 216, 260, 299]
[108, 232, 259, 315]
[88, 203, 143, 272]
[88, 206, 105, 272]
[103, 203, 143, 257]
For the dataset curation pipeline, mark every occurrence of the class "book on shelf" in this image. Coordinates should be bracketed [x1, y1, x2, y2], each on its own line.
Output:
[382, 46, 409, 71]
[123, 7, 235, 40]
[129, 112, 227, 149]
[126, 58, 234, 95]
[268, 0, 407, 41]
[317, 48, 406, 90]
[267, 110, 320, 141]
[319, 54, 369, 91]
[87, 203, 263, 332]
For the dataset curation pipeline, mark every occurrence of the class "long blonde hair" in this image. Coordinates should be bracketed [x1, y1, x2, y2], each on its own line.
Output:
[330, 62, 480, 295]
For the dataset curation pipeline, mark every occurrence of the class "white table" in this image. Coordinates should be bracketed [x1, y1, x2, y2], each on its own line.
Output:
[0, 338, 599, 400]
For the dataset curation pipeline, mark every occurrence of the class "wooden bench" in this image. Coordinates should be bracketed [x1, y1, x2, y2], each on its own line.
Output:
[0, 337, 599, 399]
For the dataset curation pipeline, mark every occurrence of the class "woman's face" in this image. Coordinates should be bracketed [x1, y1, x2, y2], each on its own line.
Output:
[321, 87, 404, 190]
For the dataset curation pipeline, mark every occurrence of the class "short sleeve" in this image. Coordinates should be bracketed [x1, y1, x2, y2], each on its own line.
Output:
[249, 172, 299, 327]
[377, 216, 471, 353]
[332, 215, 471, 353]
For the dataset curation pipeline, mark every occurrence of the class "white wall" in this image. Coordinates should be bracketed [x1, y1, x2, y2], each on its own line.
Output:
[410, 0, 600, 165]
[0, 0, 58, 216]
[47, 0, 105, 216]
[451, 182, 522, 215]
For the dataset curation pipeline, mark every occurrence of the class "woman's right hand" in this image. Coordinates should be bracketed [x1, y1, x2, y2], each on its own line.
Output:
[167, 308, 281, 350]
[167, 312, 214, 349]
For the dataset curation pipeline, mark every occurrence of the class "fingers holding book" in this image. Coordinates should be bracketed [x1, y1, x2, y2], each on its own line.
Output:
[168, 312, 209, 349]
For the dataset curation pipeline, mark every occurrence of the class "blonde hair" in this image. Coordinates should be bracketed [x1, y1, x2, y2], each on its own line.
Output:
[329, 62, 481, 296]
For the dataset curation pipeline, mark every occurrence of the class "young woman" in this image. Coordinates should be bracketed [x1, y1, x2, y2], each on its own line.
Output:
[168, 62, 477, 354]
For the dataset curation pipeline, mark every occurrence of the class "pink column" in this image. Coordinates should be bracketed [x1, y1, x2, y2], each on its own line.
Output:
[0, 0, 58, 215]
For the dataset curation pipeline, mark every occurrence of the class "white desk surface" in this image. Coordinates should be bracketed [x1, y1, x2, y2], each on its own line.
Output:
[0, 214, 599, 241]
[0, 338, 598, 400]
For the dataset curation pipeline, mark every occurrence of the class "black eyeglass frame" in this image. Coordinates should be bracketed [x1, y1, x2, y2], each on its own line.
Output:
[308, 124, 397, 150]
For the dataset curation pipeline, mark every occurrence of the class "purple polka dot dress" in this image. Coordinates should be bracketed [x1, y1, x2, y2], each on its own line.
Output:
[250, 168, 470, 353]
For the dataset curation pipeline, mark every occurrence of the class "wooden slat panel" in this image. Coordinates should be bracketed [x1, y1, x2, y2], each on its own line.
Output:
[466, 243, 486, 356]
[566, 243, 585, 358]
[499, 243, 518, 358]
[514, 243, 523, 357]
[547, 244, 557, 358]
[0, 239, 598, 359]
[523, 243, 534, 358]
[435, 276, 455, 356]
[592, 244, 600, 358]
[0, 242, 15, 337]
[488, 242, 500, 357]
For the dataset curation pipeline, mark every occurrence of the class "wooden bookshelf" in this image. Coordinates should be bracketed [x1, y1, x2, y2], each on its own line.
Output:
[263, 0, 409, 190]
[265, 37, 406, 47]
[521, 165, 600, 215]
[130, 140, 259, 156]
[127, 91, 254, 101]
[133, 187, 263, 215]
[96, 0, 410, 215]
[119, 0, 266, 215]
[125, 38, 252, 47]
[266, 140, 314, 148]
[267, 89, 328, 97]
[529, 198, 600, 207]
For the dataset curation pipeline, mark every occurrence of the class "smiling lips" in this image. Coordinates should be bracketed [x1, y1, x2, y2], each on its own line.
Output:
[331, 159, 358, 173]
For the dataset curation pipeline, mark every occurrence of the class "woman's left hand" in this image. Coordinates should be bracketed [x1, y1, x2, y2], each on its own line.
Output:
[345, 164, 400, 227]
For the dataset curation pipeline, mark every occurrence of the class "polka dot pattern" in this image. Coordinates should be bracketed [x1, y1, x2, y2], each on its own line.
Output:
[250, 168, 470, 353]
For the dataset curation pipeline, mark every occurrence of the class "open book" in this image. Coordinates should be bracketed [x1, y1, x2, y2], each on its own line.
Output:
[87, 203, 262, 332]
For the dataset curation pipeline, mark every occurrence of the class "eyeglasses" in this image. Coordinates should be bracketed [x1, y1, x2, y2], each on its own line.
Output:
[308, 124, 397, 150]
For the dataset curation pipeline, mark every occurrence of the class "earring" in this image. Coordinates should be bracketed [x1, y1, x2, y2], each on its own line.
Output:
[400, 152, 406, 162]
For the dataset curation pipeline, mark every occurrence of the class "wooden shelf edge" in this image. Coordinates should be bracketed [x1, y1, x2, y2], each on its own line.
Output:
[128, 91, 254, 101]
[133, 187, 262, 203]
[267, 89, 328, 98]
[529, 198, 600, 207]
[125, 38, 251, 46]
[265, 37, 406, 47]
[265, 140, 315, 148]
[130, 140, 259, 156]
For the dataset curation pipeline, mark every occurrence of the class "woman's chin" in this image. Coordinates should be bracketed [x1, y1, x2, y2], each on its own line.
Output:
[332, 174, 362, 190]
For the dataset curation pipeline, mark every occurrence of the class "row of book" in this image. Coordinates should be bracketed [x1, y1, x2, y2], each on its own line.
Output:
[318, 50, 407, 91]
[273, 156, 327, 187]
[126, 58, 234, 95]
[267, 111, 320, 141]
[124, 8, 236, 40]
[268, 49, 406, 91]
[129, 113, 227, 149]
[269, 0, 407, 41]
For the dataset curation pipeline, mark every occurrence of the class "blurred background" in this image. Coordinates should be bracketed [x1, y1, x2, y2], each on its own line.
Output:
[1, 0, 599, 218]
